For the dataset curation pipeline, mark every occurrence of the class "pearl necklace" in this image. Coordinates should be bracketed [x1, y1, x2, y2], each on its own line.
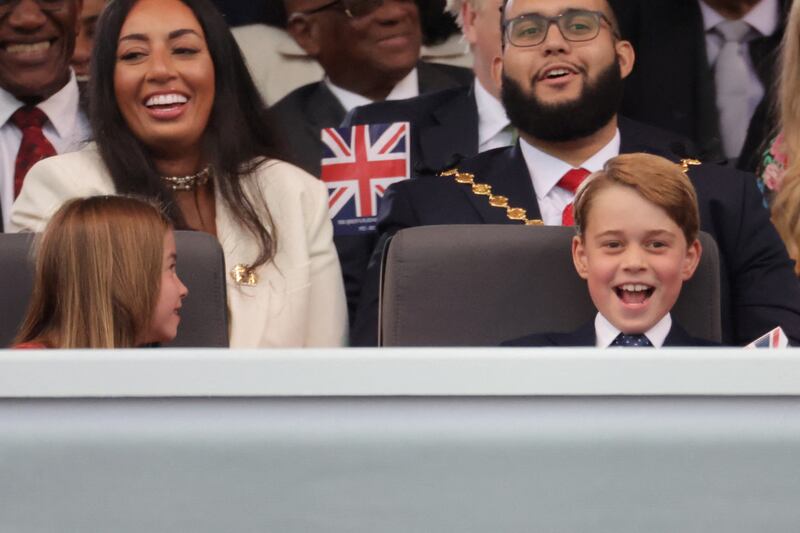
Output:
[160, 166, 212, 191]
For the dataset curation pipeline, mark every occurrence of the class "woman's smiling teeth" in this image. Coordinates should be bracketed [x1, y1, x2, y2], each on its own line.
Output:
[145, 93, 188, 107]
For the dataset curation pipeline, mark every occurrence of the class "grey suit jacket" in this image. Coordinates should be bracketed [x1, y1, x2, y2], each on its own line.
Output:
[267, 61, 473, 177]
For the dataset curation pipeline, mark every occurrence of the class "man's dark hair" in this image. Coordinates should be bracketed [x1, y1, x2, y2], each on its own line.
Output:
[90, 0, 281, 268]
[417, 0, 459, 46]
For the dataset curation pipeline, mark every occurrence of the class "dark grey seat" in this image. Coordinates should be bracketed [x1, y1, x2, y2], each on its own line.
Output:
[379, 225, 721, 346]
[0, 231, 228, 348]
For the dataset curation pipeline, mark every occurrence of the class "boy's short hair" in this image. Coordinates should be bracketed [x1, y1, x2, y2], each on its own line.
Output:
[573, 153, 700, 244]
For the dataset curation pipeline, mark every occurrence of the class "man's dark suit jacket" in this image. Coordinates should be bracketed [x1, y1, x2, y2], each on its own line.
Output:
[267, 61, 471, 325]
[351, 117, 800, 347]
[609, 0, 788, 170]
[502, 320, 720, 347]
[267, 61, 473, 177]
[343, 84, 479, 174]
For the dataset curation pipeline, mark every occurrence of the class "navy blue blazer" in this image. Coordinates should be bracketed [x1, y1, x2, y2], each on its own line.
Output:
[351, 117, 800, 346]
[503, 320, 720, 347]
[267, 62, 472, 325]
[267, 61, 473, 178]
[343, 84, 479, 174]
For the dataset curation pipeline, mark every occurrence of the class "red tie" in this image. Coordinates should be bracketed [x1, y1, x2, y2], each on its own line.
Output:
[11, 106, 57, 198]
[557, 167, 590, 226]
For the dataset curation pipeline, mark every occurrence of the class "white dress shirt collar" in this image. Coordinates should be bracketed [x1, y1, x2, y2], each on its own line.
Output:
[0, 71, 82, 138]
[325, 67, 420, 113]
[474, 77, 511, 151]
[520, 129, 621, 201]
[595, 312, 673, 348]
[698, 0, 779, 37]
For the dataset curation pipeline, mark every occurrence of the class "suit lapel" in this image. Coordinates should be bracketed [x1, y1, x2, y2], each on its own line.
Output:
[455, 145, 542, 225]
[663, 322, 696, 347]
[417, 61, 461, 93]
[304, 83, 347, 175]
[418, 86, 479, 171]
[552, 321, 596, 346]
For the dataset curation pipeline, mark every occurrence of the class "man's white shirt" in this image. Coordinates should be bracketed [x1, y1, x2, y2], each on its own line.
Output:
[0, 72, 90, 230]
[520, 129, 621, 225]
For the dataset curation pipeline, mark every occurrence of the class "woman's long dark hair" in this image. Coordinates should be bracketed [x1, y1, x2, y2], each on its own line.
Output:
[90, 0, 281, 268]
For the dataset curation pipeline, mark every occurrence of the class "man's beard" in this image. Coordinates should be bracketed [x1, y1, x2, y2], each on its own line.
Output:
[501, 59, 624, 142]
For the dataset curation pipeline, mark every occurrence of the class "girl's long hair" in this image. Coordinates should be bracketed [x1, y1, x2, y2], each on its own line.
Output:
[90, 0, 282, 269]
[14, 196, 171, 348]
[777, 0, 800, 184]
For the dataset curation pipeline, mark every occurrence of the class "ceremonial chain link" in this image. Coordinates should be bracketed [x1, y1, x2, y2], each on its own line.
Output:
[680, 158, 702, 173]
[439, 168, 544, 226]
[441, 159, 702, 227]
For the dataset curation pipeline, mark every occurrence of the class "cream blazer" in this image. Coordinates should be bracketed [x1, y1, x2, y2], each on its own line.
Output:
[10, 145, 348, 348]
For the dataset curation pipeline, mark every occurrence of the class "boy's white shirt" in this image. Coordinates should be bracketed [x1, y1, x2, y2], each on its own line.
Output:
[595, 312, 672, 348]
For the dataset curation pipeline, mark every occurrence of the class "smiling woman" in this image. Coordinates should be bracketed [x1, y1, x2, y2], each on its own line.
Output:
[9, 0, 349, 348]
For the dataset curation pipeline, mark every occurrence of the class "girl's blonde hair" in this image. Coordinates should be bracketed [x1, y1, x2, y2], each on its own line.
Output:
[14, 196, 172, 348]
[777, 0, 800, 184]
[771, 175, 800, 276]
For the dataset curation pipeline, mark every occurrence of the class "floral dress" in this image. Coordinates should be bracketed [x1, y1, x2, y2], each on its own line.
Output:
[757, 131, 789, 202]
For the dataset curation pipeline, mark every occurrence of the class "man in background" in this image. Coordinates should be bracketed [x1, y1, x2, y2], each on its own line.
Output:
[268, 0, 472, 176]
[351, 0, 800, 346]
[610, 0, 787, 169]
[0, 0, 89, 232]
[345, 0, 508, 173]
[70, 0, 106, 103]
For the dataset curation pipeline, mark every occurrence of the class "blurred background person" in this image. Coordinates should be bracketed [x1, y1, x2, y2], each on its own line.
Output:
[71, 0, 108, 86]
[771, 176, 800, 276]
[13, 196, 188, 349]
[757, 0, 799, 199]
[0, 0, 90, 232]
[11, 0, 348, 348]
[609, 0, 787, 169]
[269, 0, 472, 177]
[232, 0, 471, 106]
[338, 0, 505, 320]
[346, 0, 507, 173]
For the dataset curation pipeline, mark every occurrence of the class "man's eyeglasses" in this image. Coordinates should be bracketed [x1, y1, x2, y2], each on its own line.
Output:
[0, 0, 65, 12]
[294, 0, 388, 19]
[504, 9, 618, 47]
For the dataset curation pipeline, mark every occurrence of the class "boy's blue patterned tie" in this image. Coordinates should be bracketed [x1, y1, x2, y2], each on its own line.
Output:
[611, 333, 653, 347]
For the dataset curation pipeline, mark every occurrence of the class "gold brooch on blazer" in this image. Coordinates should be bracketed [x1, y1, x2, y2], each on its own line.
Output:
[230, 264, 258, 286]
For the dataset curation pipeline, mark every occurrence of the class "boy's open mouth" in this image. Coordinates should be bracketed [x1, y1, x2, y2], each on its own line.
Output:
[615, 283, 655, 305]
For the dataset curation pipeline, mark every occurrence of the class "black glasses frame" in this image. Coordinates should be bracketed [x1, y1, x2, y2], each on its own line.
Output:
[292, 0, 385, 19]
[503, 9, 619, 48]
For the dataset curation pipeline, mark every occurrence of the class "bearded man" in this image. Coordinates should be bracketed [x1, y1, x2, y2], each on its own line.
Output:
[350, 0, 800, 347]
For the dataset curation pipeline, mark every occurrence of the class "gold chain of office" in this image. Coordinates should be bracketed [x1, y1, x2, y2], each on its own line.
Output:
[439, 158, 702, 226]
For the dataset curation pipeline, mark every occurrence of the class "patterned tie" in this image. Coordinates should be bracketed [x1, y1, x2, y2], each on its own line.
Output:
[714, 19, 754, 160]
[11, 106, 57, 198]
[611, 333, 653, 348]
[557, 167, 590, 226]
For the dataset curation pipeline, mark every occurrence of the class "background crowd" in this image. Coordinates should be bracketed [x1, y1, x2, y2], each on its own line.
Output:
[2, 0, 800, 348]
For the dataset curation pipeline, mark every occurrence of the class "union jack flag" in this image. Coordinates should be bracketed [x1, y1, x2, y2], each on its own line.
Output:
[746, 326, 789, 349]
[321, 122, 411, 235]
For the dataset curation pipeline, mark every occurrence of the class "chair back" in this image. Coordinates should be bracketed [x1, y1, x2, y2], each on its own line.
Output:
[379, 225, 721, 346]
[0, 231, 228, 348]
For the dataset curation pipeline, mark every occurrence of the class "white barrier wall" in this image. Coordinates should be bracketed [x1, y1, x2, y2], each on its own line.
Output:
[2, 348, 800, 532]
